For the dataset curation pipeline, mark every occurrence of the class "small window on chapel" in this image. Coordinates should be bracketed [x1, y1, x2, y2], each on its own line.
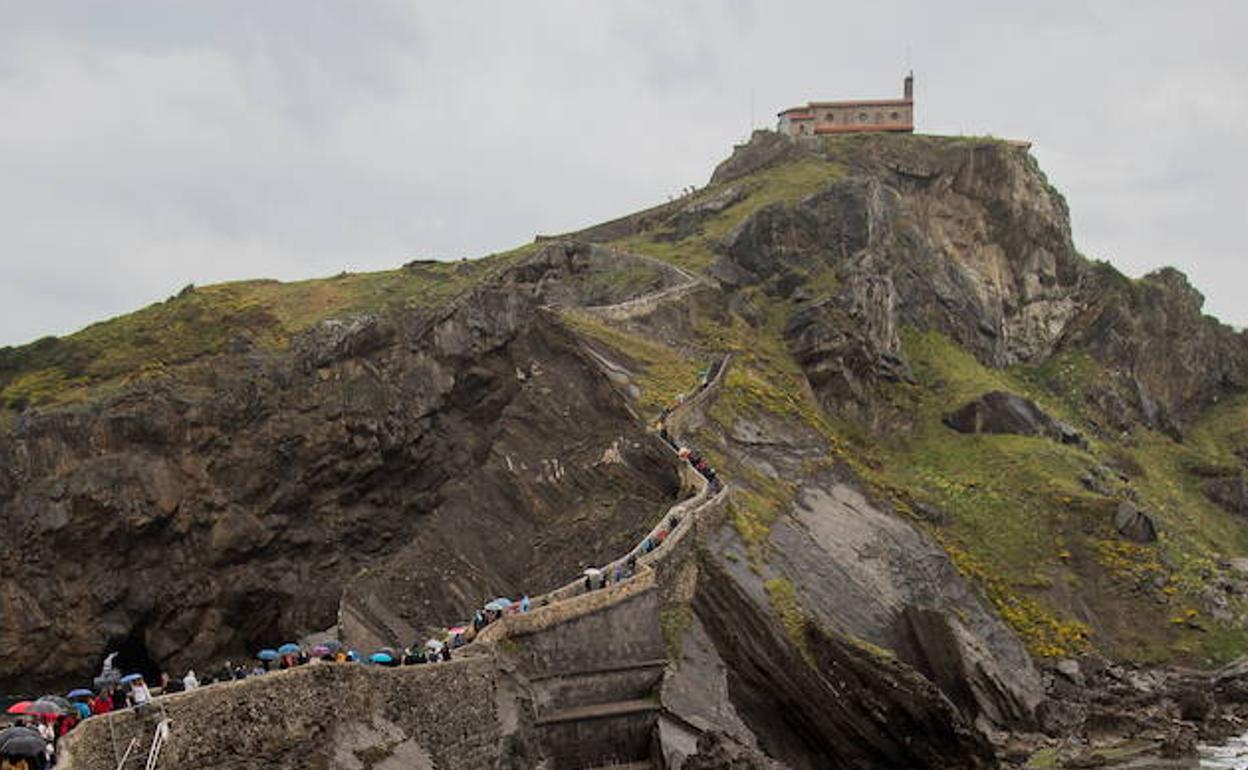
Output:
[859, 112, 868, 122]
[891, 111, 899, 120]
[826, 113, 835, 122]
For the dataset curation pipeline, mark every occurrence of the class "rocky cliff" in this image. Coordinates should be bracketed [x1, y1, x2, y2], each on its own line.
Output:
[6, 130, 1248, 768]
[0, 244, 686, 692]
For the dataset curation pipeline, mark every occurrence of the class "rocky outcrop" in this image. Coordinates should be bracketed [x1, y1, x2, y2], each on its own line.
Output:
[944, 391, 1086, 447]
[680, 732, 791, 770]
[1060, 266, 1248, 431]
[690, 561, 995, 770]
[1113, 501, 1159, 543]
[753, 478, 1043, 732]
[708, 133, 1248, 427]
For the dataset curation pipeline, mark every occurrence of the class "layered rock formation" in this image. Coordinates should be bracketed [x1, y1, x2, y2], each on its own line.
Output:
[0, 244, 686, 692]
[6, 130, 1248, 769]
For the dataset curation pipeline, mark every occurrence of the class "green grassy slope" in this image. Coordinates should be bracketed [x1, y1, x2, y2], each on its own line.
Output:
[0, 248, 535, 411]
[570, 137, 1248, 666]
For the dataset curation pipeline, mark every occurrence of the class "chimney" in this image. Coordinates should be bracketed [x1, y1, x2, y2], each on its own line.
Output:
[904, 71, 914, 101]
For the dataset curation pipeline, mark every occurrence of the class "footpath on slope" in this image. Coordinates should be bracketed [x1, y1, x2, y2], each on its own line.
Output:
[58, 246, 734, 770]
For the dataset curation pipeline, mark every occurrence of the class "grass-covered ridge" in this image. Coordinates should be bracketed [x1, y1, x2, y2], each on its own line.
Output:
[851, 329, 1248, 663]
[606, 155, 844, 272]
[562, 133, 1248, 666]
[0, 248, 534, 411]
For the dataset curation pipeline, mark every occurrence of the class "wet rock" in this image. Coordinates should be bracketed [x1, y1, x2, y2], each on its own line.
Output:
[1159, 724, 1199, 758]
[1113, 501, 1159, 543]
[1213, 657, 1248, 703]
[1036, 698, 1088, 737]
[681, 732, 791, 770]
[1176, 685, 1215, 722]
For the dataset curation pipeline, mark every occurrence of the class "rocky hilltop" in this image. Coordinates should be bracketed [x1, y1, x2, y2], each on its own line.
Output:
[5, 131, 1248, 769]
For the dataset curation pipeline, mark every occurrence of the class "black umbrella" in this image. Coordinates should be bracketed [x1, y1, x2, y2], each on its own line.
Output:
[38, 695, 73, 712]
[0, 726, 48, 759]
[24, 698, 69, 717]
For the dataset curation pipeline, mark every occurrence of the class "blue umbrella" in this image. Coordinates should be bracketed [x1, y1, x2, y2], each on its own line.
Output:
[66, 689, 93, 700]
[277, 643, 300, 655]
[257, 649, 279, 662]
[119, 674, 143, 685]
[491, 597, 513, 608]
[369, 653, 393, 664]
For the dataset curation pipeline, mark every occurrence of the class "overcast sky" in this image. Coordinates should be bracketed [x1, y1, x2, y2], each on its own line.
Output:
[1, 1, 1244, 346]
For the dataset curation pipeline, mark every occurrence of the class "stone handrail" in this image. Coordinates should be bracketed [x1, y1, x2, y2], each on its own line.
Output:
[579, 251, 706, 322]
[472, 354, 732, 645]
[366, 259, 728, 653]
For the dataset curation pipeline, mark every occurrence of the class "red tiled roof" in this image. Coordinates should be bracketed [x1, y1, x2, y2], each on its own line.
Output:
[808, 98, 912, 108]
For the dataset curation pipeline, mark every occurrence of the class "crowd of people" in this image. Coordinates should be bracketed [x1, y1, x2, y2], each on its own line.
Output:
[0, 360, 728, 770]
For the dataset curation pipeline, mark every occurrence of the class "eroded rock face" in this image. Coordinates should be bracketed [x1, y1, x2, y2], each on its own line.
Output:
[1061, 266, 1248, 431]
[0, 247, 684, 692]
[691, 561, 996, 770]
[711, 133, 1248, 427]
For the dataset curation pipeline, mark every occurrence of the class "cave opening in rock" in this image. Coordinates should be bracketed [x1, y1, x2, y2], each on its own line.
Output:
[104, 627, 160, 682]
[226, 590, 286, 652]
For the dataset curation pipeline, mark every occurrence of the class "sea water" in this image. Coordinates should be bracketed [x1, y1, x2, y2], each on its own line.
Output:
[1200, 734, 1248, 769]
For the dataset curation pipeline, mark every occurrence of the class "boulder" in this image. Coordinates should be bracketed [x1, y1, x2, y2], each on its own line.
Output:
[1175, 685, 1215, 722]
[1055, 659, 1084, 686]
[1159, 725, 1199, 759]
[943, 391, 1087, 448]
[1205, 475, 1248, 516]
[1035, 698, 1087, 737]
[681, 732, 791, 770]
[1113, 501, 1159, 543]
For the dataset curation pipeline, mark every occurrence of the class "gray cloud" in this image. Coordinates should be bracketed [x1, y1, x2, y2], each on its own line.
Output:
[1, 0, 1244, 346]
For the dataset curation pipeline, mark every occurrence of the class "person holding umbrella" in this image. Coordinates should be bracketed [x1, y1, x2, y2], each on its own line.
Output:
[90, 689, 113, 716]
[0, 724, 49, 770]
[120, 675, 150, 708]
[66, 690, 91, 720]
